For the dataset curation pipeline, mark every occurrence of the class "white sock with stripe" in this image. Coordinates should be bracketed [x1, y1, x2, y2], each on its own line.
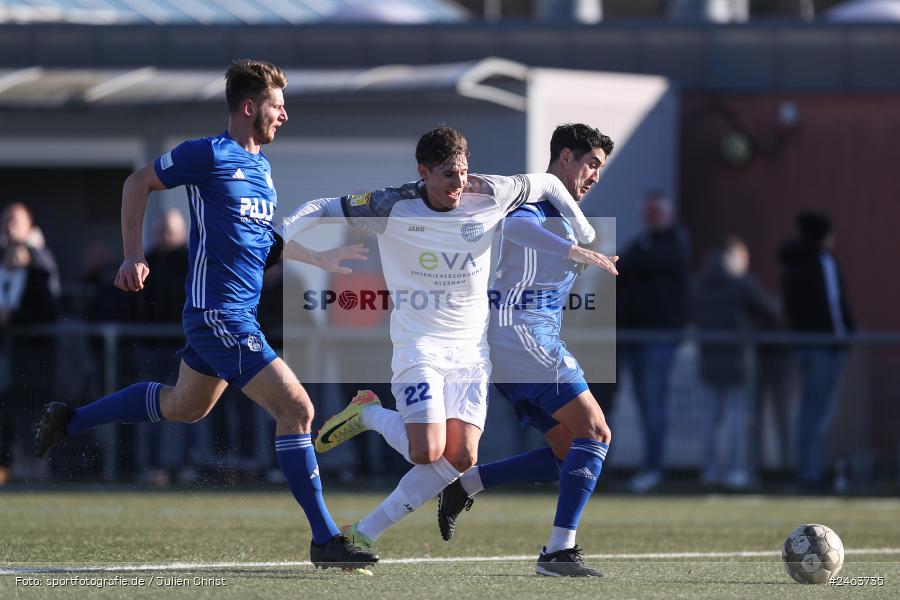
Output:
[357, 456, 461, 541]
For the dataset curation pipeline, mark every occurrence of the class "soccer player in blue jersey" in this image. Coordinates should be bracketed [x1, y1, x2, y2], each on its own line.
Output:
[32, 59, 377, 570]
[277, 127, 615, 556]
[437, 124, 616, 577]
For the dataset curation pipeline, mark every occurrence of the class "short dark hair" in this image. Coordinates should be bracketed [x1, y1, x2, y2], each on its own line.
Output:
[549, 123, 614, 163]
[796, 211, 832, 243]
[415, 126, 469, 168]
[225, 59, 287, 112]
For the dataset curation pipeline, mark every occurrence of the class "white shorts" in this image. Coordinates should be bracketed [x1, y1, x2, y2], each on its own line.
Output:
[391, 343, 491, 428]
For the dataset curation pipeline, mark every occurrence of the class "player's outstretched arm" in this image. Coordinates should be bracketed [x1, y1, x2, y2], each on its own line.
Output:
[115, 164, 167, 292]
[279, 196, 345, 241]
[504, 213, 618, 276]
[283, 241, 369, 274]
[568, 244, 619, 276]
[523, 173, 595, 245]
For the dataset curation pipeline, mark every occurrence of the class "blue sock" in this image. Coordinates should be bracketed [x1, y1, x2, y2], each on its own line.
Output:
[67, 382, 164, 436]
[275, 434, 341, 545]
[554, 438, 608, 530]
[479, 446, 563, 489]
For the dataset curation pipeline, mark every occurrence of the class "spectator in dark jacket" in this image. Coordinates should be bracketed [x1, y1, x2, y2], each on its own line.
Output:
[1, 203, 60, 299]
[778, 212, 854, 487]
[0, 241, 59, 483]
[617, 190, 690, 492]
[694, 236, 778, 489]
[138, 209, 190, 324]
[133, 209, 193, 485]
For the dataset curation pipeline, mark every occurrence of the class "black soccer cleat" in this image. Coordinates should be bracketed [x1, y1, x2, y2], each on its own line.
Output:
[535, 545, 603, 577]
[33, 402, 74, 459]
[309, 534, 379, 570]
[437, 479, 474, 541]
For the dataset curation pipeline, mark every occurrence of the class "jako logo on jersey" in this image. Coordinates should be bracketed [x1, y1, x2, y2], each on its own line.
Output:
[460, 220, 484, 242]
[408, 225, 425, 232]
[239, 197, 275, 221]
[418, 251, 476, 271]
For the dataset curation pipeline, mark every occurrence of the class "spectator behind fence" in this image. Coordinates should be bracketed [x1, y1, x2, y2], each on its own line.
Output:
[1, 203, 60, 299]
[778, 212, 854, 488]
[82, 241, 137, 322]
[617, 190, 690, 493]
[138, 209, 190, 323]
[693, 236, 778, 490]
[0, 241, 60, 483]
[134, 209, 196, 485]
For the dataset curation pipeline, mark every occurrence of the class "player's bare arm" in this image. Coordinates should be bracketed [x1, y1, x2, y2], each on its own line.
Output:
[568, 244, 619, 276]
[283, 240, 369, 274]
[115, 164, 167, 292]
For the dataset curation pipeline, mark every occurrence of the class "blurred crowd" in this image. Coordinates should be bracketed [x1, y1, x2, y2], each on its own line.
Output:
[608, 191, 853, 493]
[0, 204, 289, 487]
[0, 195, 857, 493]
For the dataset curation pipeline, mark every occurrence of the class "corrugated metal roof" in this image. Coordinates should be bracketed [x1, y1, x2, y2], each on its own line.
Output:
[0, 58, 528, 109]
[0, 0, 468, 25]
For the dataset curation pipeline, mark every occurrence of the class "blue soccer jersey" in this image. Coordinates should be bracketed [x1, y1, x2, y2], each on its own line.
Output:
[489, 200, 588, 425]
[492, 200, 579, 330]
[154, 132, 278, 311]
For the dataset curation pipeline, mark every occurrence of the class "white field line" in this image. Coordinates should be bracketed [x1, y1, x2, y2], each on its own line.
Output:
[2, 548, 900, 575]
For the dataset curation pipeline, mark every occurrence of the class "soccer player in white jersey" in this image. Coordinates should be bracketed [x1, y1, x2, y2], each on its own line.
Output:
[437, 124, 615, 577]
[278, 126, 617, 552]
[32, 60, 376, 570]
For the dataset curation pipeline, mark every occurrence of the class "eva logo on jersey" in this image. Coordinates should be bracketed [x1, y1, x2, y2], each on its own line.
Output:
[239, 197, 275, 222]
[418, 251, 476, 271]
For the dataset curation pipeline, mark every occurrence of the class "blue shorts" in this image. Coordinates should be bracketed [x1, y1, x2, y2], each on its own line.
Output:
[489, 320, 588, 434]
[179, 307, 277, 389]
[493, 380, 588, 434]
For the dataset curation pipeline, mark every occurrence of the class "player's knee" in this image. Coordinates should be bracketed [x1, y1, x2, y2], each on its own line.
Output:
[587, 420, 612, 445]
[274, 397, 314, 430]
[409, 441, 444, 465]
[163, 390, 212, 423]
[446, 454, 476, 473]
[171, 405, 211, 424]
[444, 448, 477, 472]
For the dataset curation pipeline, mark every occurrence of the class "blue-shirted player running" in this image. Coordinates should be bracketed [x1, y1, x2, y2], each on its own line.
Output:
[32, 59, 377, 570]
[437, 124, 616, 577]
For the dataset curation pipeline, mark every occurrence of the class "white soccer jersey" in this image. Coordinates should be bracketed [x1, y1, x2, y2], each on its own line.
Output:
[281, 173, 594, 348]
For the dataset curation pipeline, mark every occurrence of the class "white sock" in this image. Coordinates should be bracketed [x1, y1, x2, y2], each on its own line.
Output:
[459, 466, 484, 496]
[362, 406, 412, 464]
[357, 456, 461, 541]
[546, 526, 577, 554]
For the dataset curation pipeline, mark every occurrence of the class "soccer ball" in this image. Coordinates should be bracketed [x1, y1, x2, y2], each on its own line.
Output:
[782, 524, 844, 584]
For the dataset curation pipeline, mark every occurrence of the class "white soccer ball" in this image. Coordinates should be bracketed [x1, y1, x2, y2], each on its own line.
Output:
[781, 524, 844, 584]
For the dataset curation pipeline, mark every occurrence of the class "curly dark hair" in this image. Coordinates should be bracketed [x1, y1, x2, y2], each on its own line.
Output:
[549, 123, 614, 163]
[415, 126, 469, 168]
[225, 59, 287, 112]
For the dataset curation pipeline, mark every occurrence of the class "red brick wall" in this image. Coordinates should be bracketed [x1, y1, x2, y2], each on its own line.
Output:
[679, 92, 900, 332]
[679, 93, 900, 462]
